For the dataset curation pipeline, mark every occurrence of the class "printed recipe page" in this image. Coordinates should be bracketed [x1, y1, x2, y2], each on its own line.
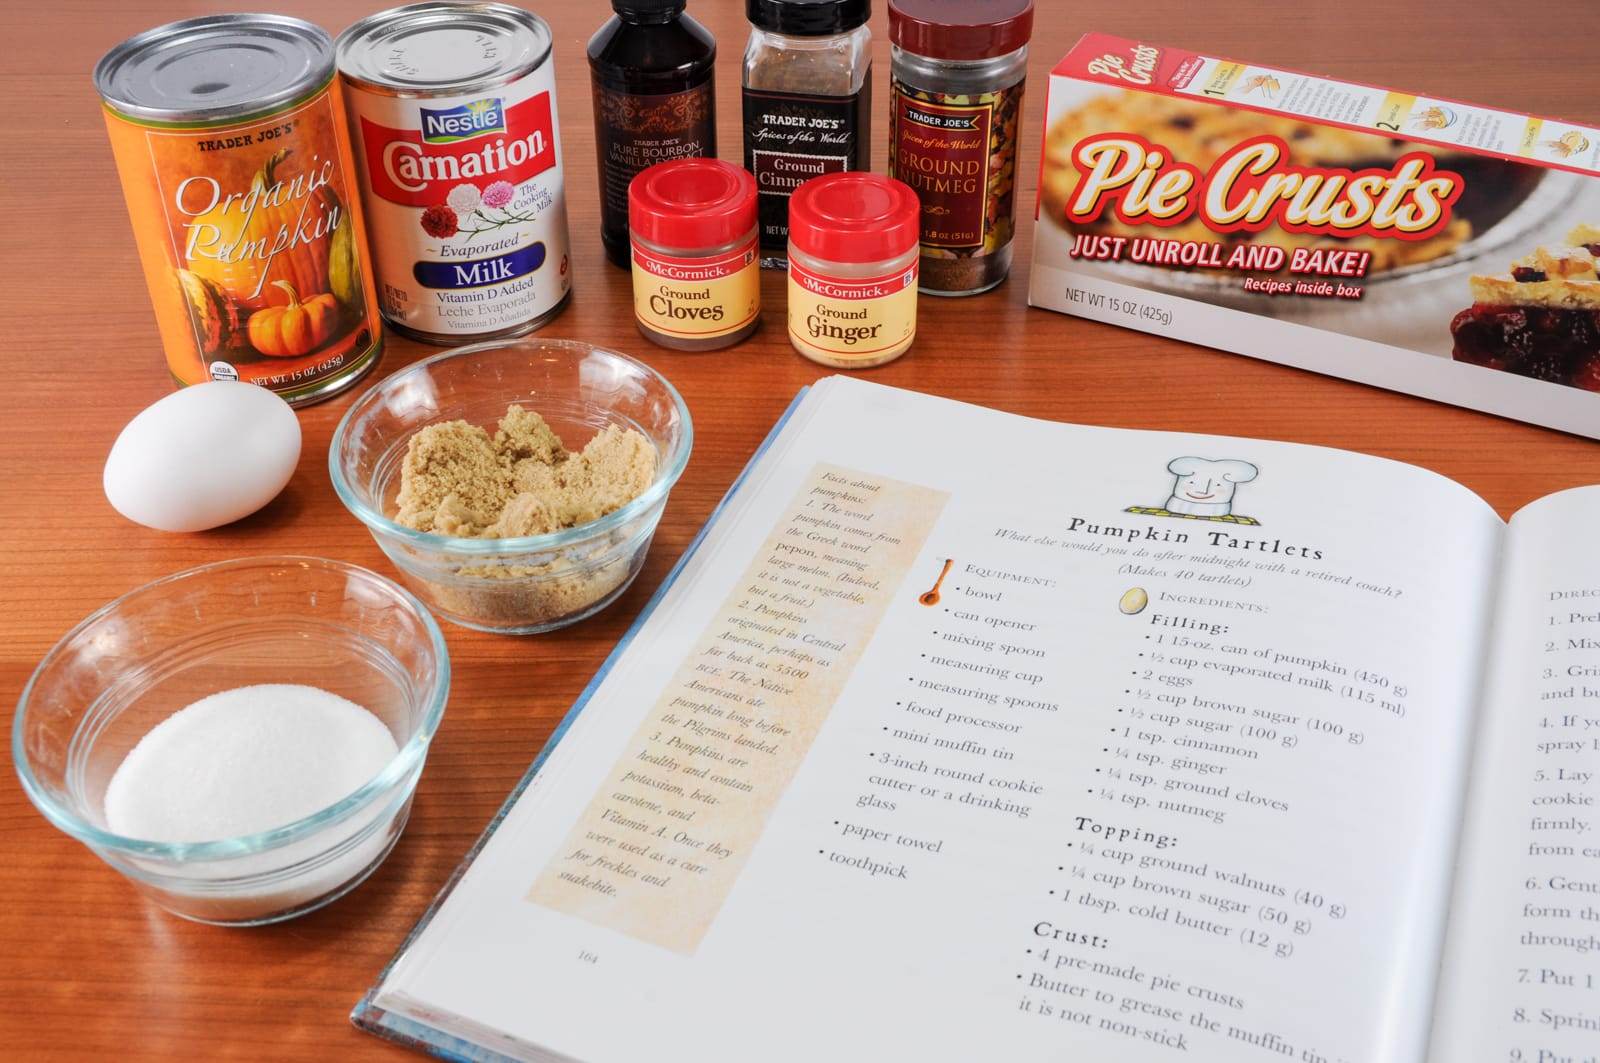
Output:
[1431, 487, 1600, 1063]
[387, 383, 1505, 1063]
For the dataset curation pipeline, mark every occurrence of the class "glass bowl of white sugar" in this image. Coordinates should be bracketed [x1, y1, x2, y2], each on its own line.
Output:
[12, 557, 450, 926]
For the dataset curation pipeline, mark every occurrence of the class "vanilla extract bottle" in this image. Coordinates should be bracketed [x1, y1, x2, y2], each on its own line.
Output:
[589, 0, 718, 268]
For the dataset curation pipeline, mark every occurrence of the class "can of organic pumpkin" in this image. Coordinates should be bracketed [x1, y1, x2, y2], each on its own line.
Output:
[95, 14, 383, 406]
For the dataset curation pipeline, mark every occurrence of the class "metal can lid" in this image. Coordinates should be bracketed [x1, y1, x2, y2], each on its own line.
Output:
[335, 2, 552, 98]
[94, 14, 333, 124]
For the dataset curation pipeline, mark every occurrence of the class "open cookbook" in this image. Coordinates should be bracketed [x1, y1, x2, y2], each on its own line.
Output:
[354, 377, 1600, 1063]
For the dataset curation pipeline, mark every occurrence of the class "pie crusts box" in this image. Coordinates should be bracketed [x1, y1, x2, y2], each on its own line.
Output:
[1028, 32, 1600, 439]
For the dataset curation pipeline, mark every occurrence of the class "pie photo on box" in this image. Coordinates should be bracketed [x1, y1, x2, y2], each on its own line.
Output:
[1040, 92, 1544, 274]
[1450, 225, 1600, 391]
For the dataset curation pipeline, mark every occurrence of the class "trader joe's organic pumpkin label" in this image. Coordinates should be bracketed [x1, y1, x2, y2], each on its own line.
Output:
[103, 80, 382, 404]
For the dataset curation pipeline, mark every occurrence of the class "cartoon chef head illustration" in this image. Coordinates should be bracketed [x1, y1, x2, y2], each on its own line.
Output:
[1124, 457, 1262, 524]
[1162, 457, 1258, 517]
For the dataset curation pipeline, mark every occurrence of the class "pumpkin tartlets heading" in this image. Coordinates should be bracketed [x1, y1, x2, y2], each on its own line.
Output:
[94, 13, 383, 406]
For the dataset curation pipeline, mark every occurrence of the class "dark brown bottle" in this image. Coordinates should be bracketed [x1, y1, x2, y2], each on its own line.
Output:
[588, 0, 718, 268]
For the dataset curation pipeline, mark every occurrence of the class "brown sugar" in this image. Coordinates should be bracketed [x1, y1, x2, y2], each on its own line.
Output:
[395, 405, 655, 539]
[390, 405, 659, 632]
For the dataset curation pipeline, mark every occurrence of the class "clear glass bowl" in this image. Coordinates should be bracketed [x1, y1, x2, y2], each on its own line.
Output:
[11, 557, 450, 926]
[329, 339, 693, 635]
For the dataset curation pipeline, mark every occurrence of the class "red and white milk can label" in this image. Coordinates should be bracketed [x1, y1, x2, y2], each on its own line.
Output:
[343, 69, 572, 337]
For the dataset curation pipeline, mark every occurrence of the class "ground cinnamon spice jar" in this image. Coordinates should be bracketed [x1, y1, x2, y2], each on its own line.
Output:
[786, 172, 920, 368]
[888, 0, 1034, 297]
[742, 0, 873, 269]
[628, 159, 761, 351]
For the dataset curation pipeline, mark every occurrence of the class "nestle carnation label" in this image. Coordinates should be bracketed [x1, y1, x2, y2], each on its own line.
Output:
[1029, 31, 1600, 440]
[341, 70, 572, 340]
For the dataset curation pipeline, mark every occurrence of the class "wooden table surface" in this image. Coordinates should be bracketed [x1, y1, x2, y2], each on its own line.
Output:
[4, 0, 1599, 1057]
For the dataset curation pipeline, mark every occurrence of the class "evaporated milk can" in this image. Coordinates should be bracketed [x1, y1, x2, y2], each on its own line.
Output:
[336, 2, 573, 344]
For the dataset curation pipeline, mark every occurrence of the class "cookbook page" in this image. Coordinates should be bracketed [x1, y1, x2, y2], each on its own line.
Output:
[381, 378, 1502, 1063]
[1429, 486, 1600, 1063]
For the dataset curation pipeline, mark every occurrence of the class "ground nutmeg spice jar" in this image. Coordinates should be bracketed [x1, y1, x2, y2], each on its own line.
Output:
[888, 0, 1034, 297]
[628, 158, 761, 351]
[787, 172, 921, 368]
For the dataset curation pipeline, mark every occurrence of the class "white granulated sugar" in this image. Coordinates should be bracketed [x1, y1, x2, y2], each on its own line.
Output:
[104, 684, 400, 843]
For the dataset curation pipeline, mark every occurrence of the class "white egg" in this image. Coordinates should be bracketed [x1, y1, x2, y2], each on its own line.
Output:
[104, 382, 302, 533]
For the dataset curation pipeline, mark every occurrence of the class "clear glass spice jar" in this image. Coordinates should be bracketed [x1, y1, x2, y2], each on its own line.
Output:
[743, 0, 873, 269]
[888, 0, 1034, 296]
[628, 158, 761, 351]
[787, 172, 921, 368]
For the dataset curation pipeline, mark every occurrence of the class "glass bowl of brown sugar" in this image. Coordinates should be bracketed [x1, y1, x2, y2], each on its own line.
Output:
[330, 339, 693, 635]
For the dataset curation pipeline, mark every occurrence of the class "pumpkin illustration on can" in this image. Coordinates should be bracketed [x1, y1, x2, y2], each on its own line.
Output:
[96, 14, 384, 406]
[247, 281, 340, 358]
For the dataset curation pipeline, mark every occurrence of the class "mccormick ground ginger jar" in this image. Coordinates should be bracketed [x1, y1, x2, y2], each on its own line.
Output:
[336, 2, 573, 344]
[95, 15, 384, 406]
[786, 172, 920, 368]
[627, 159, 761, 351]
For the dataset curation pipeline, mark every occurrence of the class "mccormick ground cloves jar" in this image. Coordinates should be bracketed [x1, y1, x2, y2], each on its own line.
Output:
[787, 173, 920, 368]
[888, 0, 1034, 297]
[336, 2, 573, 345]
[628, 159, 761, 351]
[95, 14, 384, 406]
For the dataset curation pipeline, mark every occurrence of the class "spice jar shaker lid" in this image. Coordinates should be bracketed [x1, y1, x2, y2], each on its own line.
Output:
[746, 0, 871, 36]
[630, 159, 759, 250]
[888, 0, 1034, 61]
[789, 173, 920, 263]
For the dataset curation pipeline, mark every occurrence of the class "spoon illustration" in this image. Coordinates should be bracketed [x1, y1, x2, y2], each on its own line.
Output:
[919, 559, 954, 606]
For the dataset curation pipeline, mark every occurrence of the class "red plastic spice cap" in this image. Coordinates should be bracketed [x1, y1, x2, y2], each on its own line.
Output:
[888, 0, 1034, 61]
[788, 172, 921, 264]
[629, 159, 758, 250]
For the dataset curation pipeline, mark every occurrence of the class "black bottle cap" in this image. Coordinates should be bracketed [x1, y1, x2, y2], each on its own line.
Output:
[747, 0, 871, 36]
[612, 0, 687, 17]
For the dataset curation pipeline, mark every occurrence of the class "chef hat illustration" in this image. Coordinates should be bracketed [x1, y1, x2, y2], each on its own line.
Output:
[1164, 457, 1258, 517]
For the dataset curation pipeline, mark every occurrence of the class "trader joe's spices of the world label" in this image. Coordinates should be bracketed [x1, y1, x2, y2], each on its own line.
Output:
[890, 79, 1025, 293]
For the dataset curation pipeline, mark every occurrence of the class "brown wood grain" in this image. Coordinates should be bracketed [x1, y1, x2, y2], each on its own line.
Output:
[3, 0, 1599, 1056]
